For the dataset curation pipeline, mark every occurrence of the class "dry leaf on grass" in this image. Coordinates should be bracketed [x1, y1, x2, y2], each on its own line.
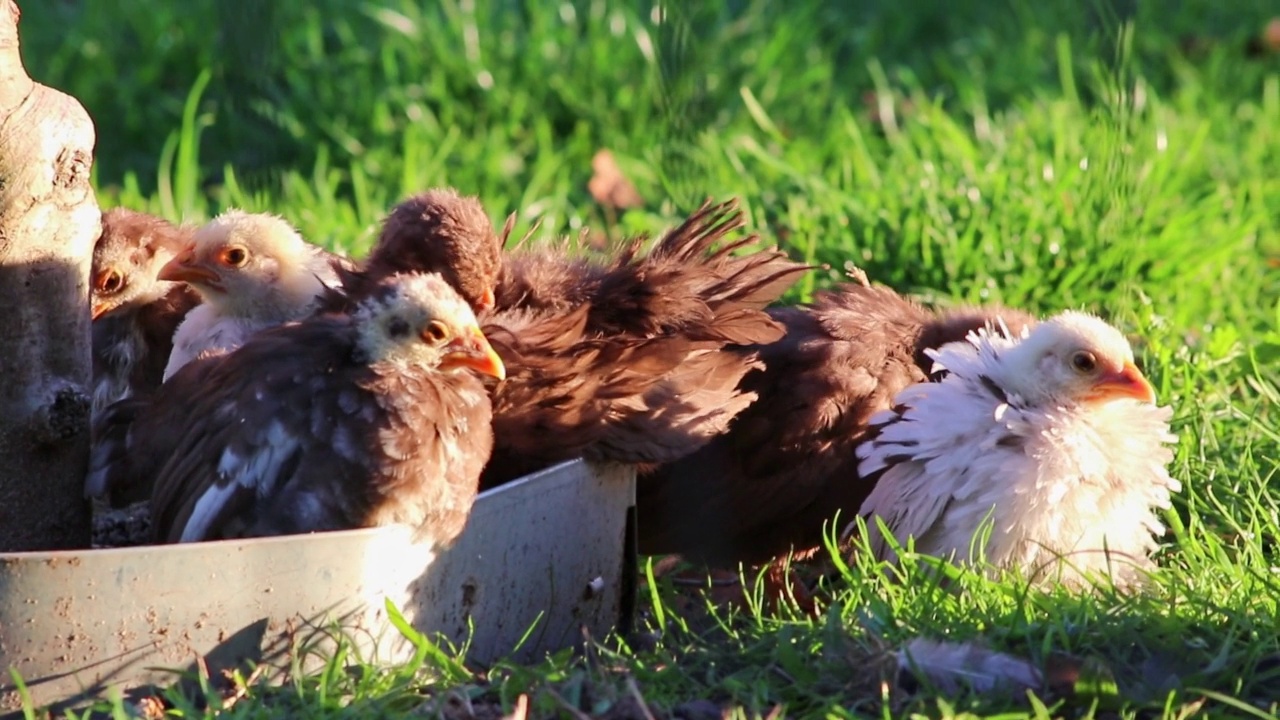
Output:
[217, 665, 266, 711]
[503, 693, 530, 720]
[134, 695, 167, 720]
[1197, 17, 1280, 58]
[588, 150, 644, 210]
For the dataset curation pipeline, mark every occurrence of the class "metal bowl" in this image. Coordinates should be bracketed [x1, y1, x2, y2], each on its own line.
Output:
[0, 459, 636, 715]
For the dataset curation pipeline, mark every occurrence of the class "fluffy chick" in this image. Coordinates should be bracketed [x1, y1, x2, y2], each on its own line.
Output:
[136, 273, 506, 543]
[855, 311, 1178, 588]
[161, 209, 350, 379]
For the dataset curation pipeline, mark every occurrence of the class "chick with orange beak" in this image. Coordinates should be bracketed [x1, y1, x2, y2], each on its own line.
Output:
[854, 311, 1180, 589]
[141, 272, 505, 544]
[90, 208, 196, 323]
[161, 209, 351, 380]
[90, 208, 202, 418]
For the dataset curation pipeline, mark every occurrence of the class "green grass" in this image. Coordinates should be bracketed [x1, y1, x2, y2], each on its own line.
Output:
[17, 0, 1280, 717]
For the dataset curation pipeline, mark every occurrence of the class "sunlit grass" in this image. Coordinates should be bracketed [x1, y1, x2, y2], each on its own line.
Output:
[17, 0, 1280, 717]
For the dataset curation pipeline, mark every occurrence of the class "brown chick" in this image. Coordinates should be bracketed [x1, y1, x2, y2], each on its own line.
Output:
[161, 209, 353, 379]
[104, 272, 505, 544]
[637, 280, 1039, 567]
[332, 191, 810, 488]
[480, 199, 812, 486]
[363, 187, 504, 312]
[89, 208, 201, 419]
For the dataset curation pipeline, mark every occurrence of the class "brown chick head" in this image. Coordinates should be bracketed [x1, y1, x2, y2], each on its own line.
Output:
[366, 188, 502, 313]
[353, 272, 506, 381]
[91, 208, 192, 320]
[158, 209, 328, 319]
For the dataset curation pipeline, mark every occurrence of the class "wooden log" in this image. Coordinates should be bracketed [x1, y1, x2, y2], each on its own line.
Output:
[0, 0, 99, 550]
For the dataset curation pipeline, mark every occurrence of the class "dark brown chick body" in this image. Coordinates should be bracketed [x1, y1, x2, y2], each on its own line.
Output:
[127, 274, 498, 544]
[336, 193, 810, 489]
[637, 282, 1037, 566]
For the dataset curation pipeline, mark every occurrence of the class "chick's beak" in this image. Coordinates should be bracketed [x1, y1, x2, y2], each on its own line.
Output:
[158, 249, 221, 288]
[1087, 360, 1156, 404]
[439, 325, 506, 381]
[91, 302, 111, 321]
[478, 287, 496, 312]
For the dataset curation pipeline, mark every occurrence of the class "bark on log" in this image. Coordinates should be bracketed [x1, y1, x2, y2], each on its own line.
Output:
[0, 0, 99, 551]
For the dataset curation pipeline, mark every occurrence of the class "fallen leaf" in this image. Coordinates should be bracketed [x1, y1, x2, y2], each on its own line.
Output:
[218, 665, 266, 711]
[588, 150, 644, 210]
[502, 693, 529, 720]
[1265, 18, 1280, 52]
[1239, 17, 1280, 58]
[135, 695, 167, 720]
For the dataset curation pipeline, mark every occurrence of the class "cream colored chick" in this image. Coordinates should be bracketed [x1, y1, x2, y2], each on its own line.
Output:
[161, 210, 348, 379]
[855, 311, 1179, 589]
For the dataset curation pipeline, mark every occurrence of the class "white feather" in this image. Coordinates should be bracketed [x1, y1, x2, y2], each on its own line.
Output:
[181, 483, 239, 542]
[216, 447, 243, 478]
[180, 423, 300, 541]
[896, 638, 1042, 695]
[165, 306, 255, 379]
[856, 321, 1180, 588]
[91, 327, 140, 416]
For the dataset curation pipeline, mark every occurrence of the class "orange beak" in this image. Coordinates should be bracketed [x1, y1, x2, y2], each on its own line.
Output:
[477, 287, 497, 313]
[1086, 360, 1156, 404]
[91, 302, 111, 321]
[438, 325, 506, 381]
[158, 250, 221, 288]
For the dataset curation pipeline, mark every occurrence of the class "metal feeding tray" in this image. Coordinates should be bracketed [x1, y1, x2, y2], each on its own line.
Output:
[0, 459, 637, 716]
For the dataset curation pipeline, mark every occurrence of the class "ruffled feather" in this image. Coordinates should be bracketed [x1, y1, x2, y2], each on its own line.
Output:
[856, 321, 1180, 588]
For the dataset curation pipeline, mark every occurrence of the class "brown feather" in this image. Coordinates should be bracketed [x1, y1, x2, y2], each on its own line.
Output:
[89, 208, 201, 421]
[495, 200, 806, 342]
[362, 188, 502, 311]
[477, 199, 811, 487]
[335, 193, 811, 489]
[136, 273, 496, 543]
[637, 281, 1038, 566]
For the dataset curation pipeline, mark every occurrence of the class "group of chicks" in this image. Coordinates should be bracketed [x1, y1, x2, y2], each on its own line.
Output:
[85, 189, 1180, 590]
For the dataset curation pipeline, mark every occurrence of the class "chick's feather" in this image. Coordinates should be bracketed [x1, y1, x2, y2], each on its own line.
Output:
[97, 273, 498, 545]
[638, 280, 1037, 566]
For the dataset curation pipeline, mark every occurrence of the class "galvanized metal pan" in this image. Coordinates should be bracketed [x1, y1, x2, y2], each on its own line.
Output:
[0, 459, 637, 715]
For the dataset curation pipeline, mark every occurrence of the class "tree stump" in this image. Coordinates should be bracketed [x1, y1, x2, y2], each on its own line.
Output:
[0, 0, 99, 551]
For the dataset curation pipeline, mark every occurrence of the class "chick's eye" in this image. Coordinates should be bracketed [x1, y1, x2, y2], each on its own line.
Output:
[1071, 350, 1098, 374]
[96, 269, 123, 294]
[221, 246, 248, 267]
[422, 320, 450, 343]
